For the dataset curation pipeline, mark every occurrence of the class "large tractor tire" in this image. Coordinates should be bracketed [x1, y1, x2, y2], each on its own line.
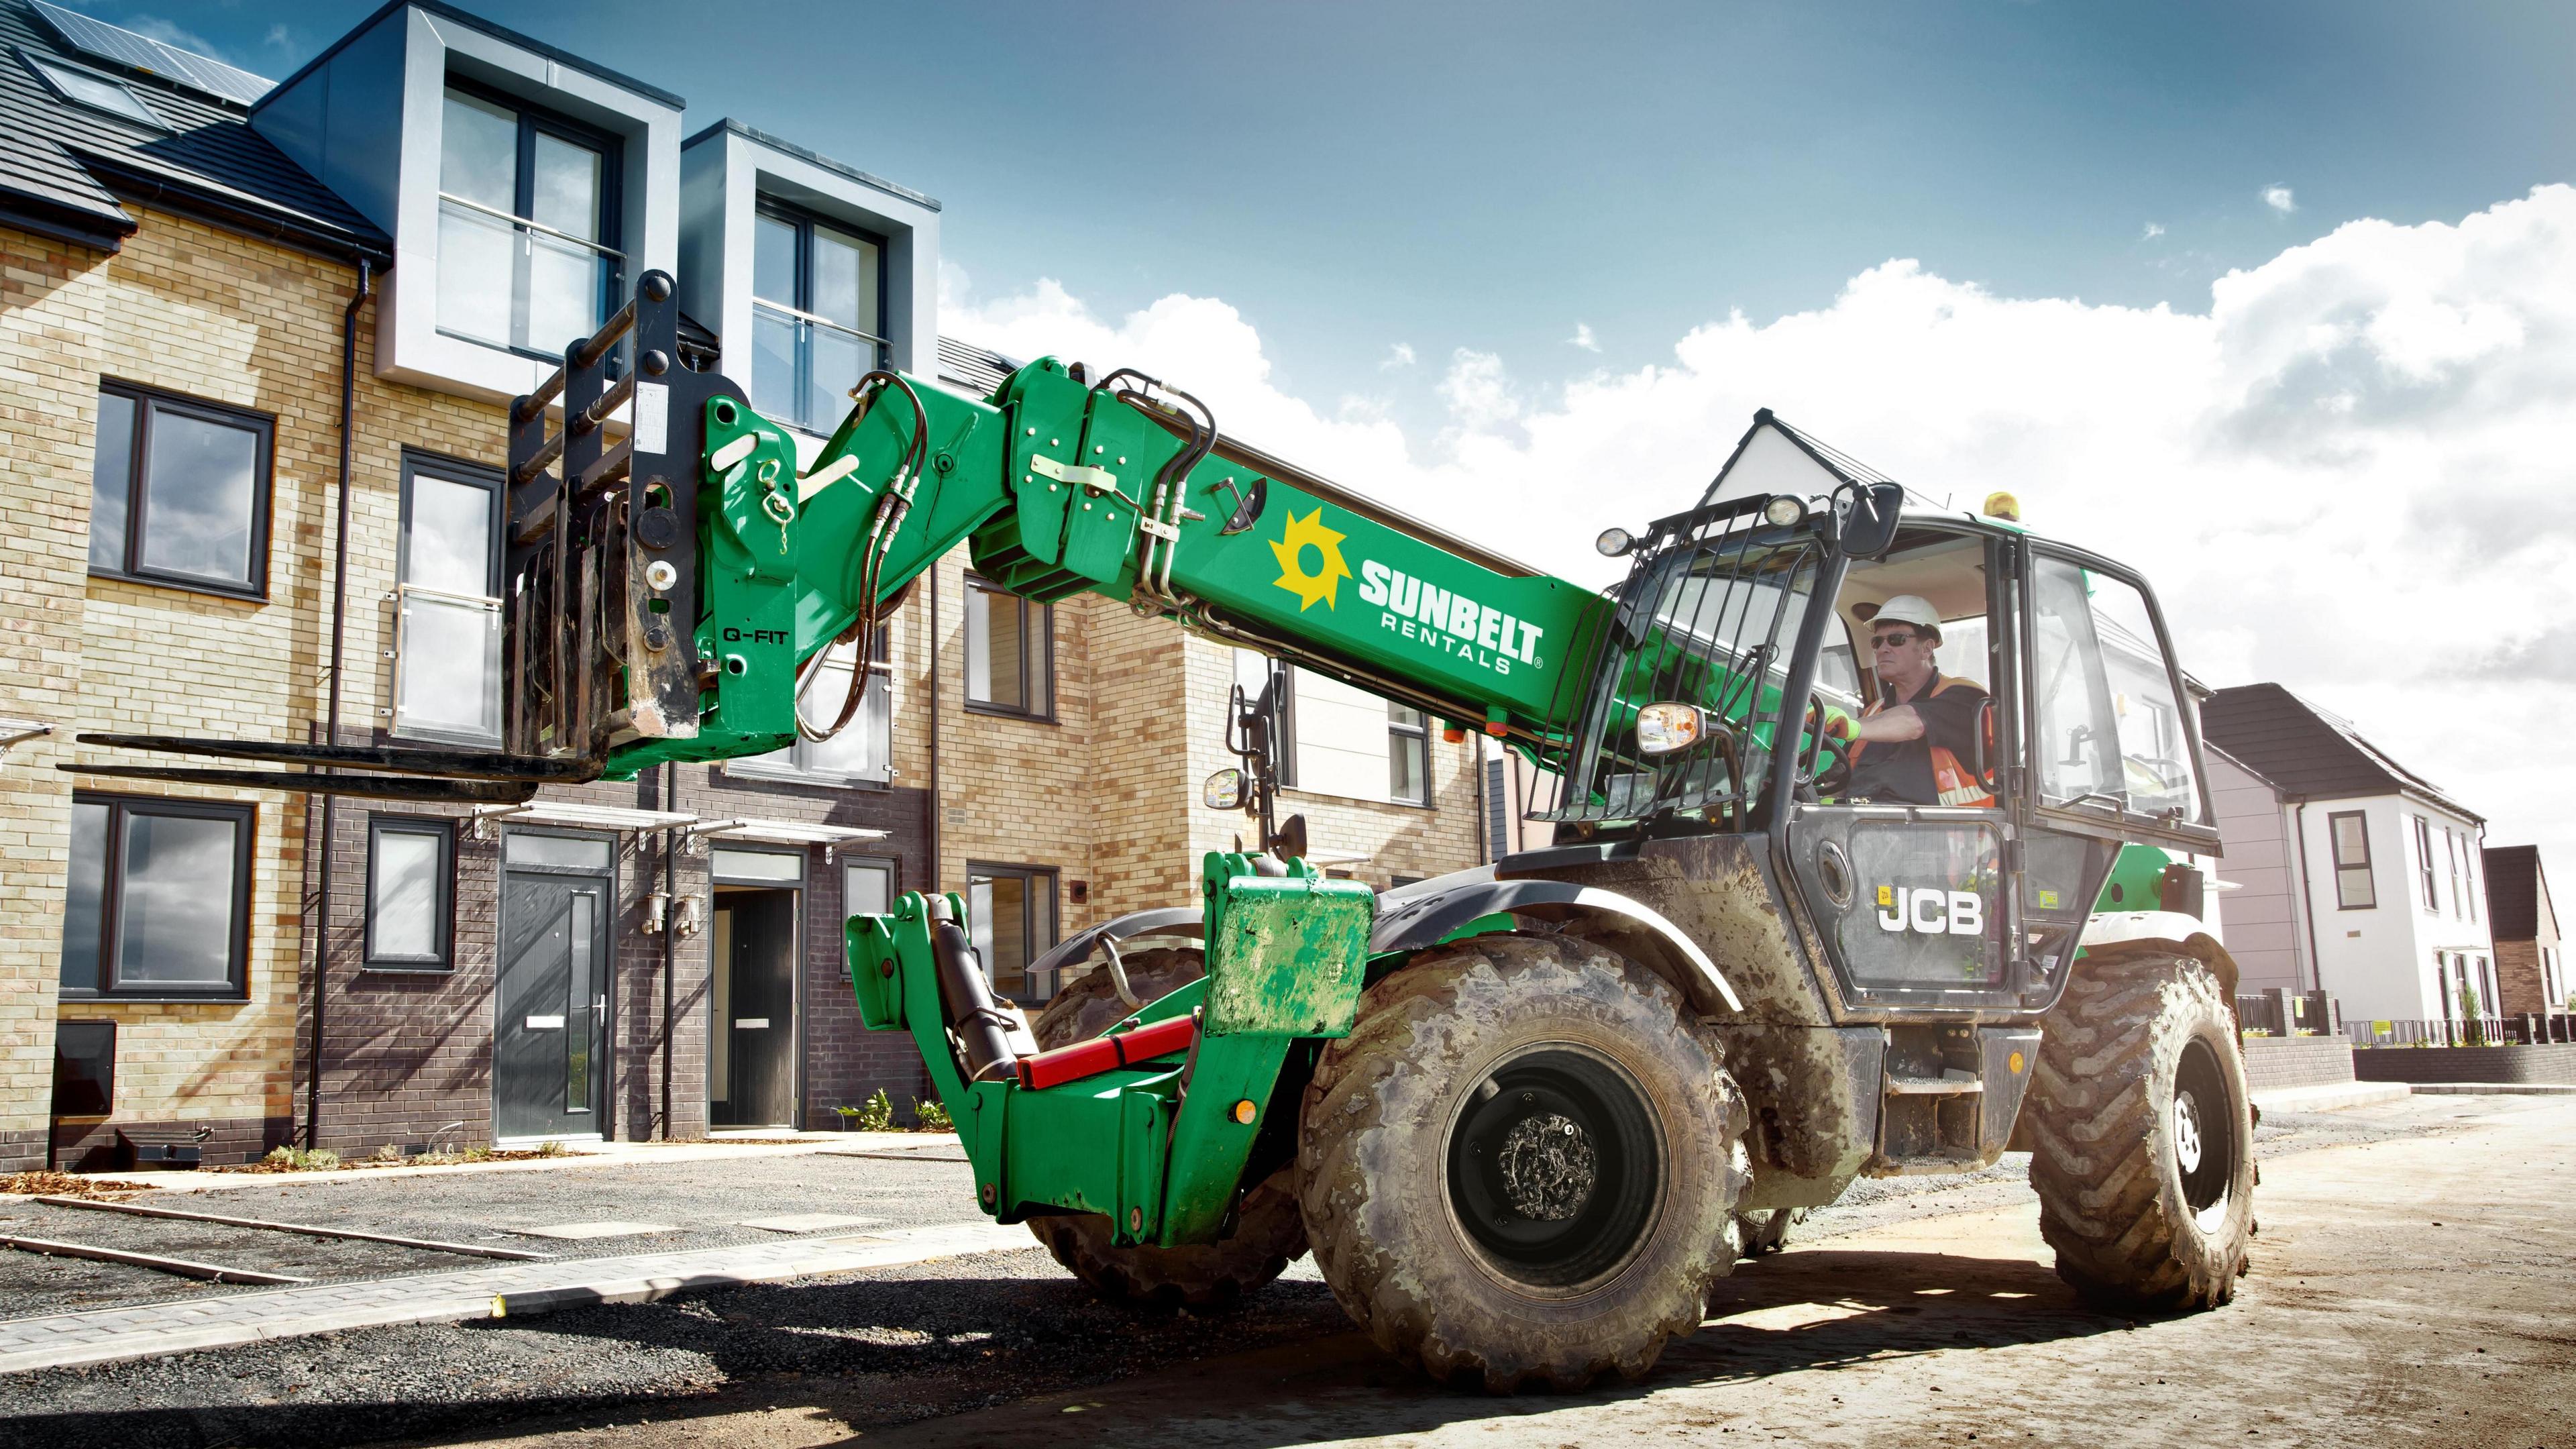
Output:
[1298, 934, 1749, 1392]
[1024, 945, 1308, 1308]
[2024, 947, 2255, 1309]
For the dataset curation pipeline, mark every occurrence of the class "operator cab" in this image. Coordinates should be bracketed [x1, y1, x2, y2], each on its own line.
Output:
[1542, 411, 2219, 1017]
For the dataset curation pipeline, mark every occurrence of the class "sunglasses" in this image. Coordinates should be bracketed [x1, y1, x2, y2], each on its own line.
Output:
[1870, 631, 1923, 649]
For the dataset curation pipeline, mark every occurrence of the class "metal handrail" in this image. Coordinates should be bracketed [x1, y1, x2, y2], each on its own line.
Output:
[751, 297, 890, 349]
[437, 192, 627, 259]
[396, 580, 503, 610]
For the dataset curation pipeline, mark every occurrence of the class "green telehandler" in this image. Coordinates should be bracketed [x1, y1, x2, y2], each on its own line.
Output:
[83, 272, 2255, 1391]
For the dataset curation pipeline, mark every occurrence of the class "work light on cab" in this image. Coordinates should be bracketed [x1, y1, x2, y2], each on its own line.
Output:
[1762, 495, 1807, 528]
[1635, 701, 1709, 755]
[1595, 526, 1637, 557]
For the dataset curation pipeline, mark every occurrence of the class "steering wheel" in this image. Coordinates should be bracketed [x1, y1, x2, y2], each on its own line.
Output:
[1797, 698, 1854, 800]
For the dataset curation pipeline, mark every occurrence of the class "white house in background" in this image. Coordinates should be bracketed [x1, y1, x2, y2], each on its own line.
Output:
[2200, 682, 2493, 1023]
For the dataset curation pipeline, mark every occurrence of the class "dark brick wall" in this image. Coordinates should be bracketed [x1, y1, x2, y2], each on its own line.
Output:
[2238, 1036, 2356, 1092]
[299, 750, 929, 1148]
[0, 1128, 49, 1175]
[48, 1114, 292, 1171]
[2355, 1042, 2576, 1084]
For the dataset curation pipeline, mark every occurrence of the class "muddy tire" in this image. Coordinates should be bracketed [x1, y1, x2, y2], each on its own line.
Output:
[1297, 935, 1749, 1392]
[2025, 948, 2254, 1309]
[1024, 946, 1308, 1307]
[1734, 1207, 1805, 1259]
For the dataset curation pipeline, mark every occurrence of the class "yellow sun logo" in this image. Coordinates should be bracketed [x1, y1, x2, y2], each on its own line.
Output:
[1269, 508, 1352, 612]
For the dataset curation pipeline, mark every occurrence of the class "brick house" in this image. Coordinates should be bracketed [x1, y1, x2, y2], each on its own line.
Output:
[2, 0, 1485, 1169]
[2481, 845, 2565, 1018]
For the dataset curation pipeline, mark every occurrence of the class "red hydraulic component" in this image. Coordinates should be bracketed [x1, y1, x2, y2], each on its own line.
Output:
[1015, 1014, 1198, 1091]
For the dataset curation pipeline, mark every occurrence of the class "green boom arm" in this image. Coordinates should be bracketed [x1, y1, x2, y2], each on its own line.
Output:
[602, 358, 1613, 780]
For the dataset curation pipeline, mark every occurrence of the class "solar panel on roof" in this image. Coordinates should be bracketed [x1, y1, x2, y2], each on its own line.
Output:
[30, 0, 271, 107]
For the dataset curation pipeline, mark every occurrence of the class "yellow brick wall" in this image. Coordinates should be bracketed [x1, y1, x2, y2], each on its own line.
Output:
[0, 227, 107, 1164]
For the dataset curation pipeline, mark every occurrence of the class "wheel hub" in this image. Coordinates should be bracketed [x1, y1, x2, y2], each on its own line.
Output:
[1446, 1047, 1660, 1291]
[1495, 1112, 1597, 1220]
[2171, 1090, 2204, 1174]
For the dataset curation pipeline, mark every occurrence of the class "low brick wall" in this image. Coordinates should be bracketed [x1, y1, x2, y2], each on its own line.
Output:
[2353, 1042, 2576, 1085]
[2239, 1036, 2357, 1092]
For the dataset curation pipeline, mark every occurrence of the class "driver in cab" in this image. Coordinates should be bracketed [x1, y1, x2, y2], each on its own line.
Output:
[1835, 595, 1994, 808]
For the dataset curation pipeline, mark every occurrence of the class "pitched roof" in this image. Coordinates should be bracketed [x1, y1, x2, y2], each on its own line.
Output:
[2482, 845, 2548, 943]
[2199, 681, 2481, 821]
[0, 0, 387, 258]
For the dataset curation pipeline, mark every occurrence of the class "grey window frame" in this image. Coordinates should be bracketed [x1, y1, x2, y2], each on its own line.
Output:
[89, 380, 274, 600]
[2328, 809, 2375, 912]
[966, 861, 1058, 1003]
[1387, 701, 1431, 806]
[839, 855, 900, 977]
[963, 576, 1056, 721]
[750, 197, 891, 433]
[364, 816, 456, 971]
[2414, 816, 2438, 912]
[60, 792, 255, 1002]
[722, 624, 894, 786]
[52, 1020, 117, 1119]
[434, 75, 625, 363]
[392, 450, 506, 744]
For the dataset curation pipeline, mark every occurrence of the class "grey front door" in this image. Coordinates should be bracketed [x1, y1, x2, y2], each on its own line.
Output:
[716, 890, 797, 1127]
[496, 861, 610, 1138]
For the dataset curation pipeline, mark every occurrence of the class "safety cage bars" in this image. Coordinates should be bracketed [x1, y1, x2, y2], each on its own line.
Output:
[1529, 495, 1826, 828]
[64, 270, 739, 805]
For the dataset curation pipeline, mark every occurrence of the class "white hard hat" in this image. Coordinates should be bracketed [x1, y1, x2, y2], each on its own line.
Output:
[1870, 595, 1943, 635]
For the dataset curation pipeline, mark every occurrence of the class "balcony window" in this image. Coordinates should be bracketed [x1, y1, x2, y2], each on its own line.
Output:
[392, 453, 504, 743]
[89, 384, 272, 597]
[729, 626, 893, 784]
[751, 201, 886, 433]
[965, 578, 1053, 719]
[60, 794, 254, 1000]
[437, 84, 622, 359]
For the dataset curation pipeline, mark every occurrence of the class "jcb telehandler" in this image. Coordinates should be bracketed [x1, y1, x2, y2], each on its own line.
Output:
[83, 273, 2254, 1391]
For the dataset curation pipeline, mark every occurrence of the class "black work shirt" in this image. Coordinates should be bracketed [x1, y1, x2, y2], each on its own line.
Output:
[1844, 678, 1990, 806]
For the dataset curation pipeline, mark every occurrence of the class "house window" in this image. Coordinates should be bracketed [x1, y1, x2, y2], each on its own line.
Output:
[436, 83, 621, 359]
[2328, 810, 2374, 910]
[966, 578, 1053, 718]
[89, 383, 272, 596]
[751, 201, 887, 433]
[841, 857, 898, 977]
[365, 818, 454, 970]
[730, 627, 892, 783]
[2414, 816, 2438, 912]
[2447, 830, 2466, 920]
[60, 794, 254, 999]
[1389, 702, 1430, 805]
[967, 863, 1057, 1003]
[23, 54, 161, 128]
[394, 453, 504, 741]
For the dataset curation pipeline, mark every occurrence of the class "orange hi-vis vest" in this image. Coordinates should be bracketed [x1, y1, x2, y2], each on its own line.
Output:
[1847, 675, 1995, 809]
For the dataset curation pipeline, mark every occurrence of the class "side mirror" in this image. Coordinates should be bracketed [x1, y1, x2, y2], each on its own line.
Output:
[1271, 812, 1309, 863]
[1831, 481, 1905, 558]
[1203, 767, 1245, 812]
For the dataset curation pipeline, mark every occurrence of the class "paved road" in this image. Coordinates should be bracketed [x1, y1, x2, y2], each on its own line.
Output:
[5, 1096, 2568, 1448]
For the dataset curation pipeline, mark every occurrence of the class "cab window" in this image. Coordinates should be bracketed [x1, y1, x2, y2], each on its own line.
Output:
[2027, 555, 2205, 827]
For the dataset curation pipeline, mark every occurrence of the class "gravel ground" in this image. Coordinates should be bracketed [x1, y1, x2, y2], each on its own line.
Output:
[0, 1095, 2539, 1449]
[0, 1144, 974, 1322]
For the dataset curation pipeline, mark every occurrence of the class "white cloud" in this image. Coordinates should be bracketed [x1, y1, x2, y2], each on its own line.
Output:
[2263, 185, 2297, 214]
[945, 186, 2576, 866]
[264, 23, 292, 51]
[1570, 322, 1601, 352]
[1380, 342, 1417, 370]
[2143, 222, 2166, 239]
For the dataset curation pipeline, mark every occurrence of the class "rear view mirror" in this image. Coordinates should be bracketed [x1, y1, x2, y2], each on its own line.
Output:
[1203, 768, 1245, 811]
[1833, 481, 1905, 558]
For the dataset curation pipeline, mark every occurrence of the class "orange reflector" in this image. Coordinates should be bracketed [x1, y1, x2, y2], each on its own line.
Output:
[1232, 1099, 1257, 1124]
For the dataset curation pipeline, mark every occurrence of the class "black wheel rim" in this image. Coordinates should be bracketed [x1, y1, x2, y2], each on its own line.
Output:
[2172, 1038, 2237, 1229]
[1446, 1046, 1661, 1291]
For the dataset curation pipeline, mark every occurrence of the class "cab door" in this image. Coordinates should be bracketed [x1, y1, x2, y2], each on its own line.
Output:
[2015, 544, 2222, 980]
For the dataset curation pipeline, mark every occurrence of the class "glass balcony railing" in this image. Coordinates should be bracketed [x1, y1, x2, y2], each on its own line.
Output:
[751, 301, 890, 434]
[435, 193, 624, 360]
[392, 582, 502, 741]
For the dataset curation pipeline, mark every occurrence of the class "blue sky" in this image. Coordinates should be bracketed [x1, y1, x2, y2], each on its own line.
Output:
[69, 2, 2576, 870]
[91, 1, 2576, 427]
